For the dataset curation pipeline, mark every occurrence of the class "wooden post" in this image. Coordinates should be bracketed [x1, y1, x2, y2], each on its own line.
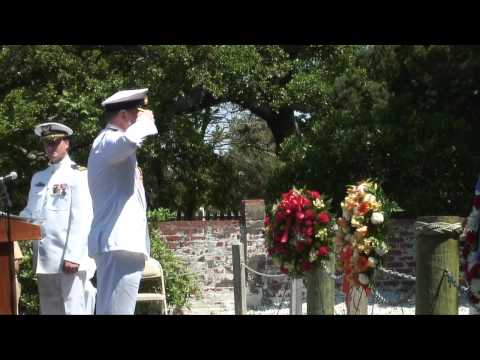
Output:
[232, 243, 247, 315]
[415, 216, 461, 315]
[290, 277, 303, 315]
[306, 253, 335, 315]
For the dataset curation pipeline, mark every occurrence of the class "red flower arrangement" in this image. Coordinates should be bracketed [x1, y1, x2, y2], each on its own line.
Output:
[264, 188, 334, 277]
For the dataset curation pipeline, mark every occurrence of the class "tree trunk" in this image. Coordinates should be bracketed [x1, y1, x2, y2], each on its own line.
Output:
[247, 105, 297, 149]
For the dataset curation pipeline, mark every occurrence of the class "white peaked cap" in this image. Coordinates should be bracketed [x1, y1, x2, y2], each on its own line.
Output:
[102, 88, 149, 111]
[34, 122, 73, 138]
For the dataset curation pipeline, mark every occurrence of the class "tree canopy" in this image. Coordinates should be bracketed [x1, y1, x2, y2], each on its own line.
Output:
[0, 45, 478, 217]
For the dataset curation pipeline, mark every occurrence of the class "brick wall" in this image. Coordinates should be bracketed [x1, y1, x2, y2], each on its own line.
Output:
[376, 219, 417, 292]
[156, 203, 443, 311]
[158, 220, 241, 288]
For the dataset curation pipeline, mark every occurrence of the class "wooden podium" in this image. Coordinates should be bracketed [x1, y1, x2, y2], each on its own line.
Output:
[0, 214, 41, 314]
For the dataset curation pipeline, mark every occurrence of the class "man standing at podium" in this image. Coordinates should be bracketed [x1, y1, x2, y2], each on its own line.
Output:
[20, 122, 96, 315]
[88, 89, 157, 314]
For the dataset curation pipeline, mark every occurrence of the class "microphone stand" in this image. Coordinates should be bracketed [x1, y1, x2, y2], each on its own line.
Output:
[0, 180, 16, 314]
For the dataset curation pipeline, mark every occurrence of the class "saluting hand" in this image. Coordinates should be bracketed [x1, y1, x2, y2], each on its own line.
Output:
[63, 260, 80, 273]
[137, 109, 155, 122]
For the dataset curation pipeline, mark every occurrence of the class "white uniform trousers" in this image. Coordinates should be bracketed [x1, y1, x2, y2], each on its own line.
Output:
[85, 280, 97, 315]
[37, 271, 88, 315]
[95, 251, 145, 315]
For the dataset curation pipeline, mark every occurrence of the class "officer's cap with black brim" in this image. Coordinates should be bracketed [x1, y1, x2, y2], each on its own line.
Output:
[102, 88, 148, 112]
[34, 122, 73, 141]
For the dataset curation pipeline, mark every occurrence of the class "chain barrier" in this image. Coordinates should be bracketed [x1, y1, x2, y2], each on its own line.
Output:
[371, 284, 416, 307]
[378, 265, 480, 312]
[240, 260, 480, 314]
[443, 269, 480, 313]
[442, 269, 469, 293]
[240, 262, 290, 314]
[377, 266, 416, 281]
[241, 262, 288, 278]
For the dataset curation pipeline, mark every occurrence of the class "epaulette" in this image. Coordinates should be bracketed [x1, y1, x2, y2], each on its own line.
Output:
[71, 164, 87, 171]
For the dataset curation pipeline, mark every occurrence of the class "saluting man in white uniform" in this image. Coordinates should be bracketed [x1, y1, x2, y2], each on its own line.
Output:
[20, 122, 96, 315]
[88, 89, 158, 315]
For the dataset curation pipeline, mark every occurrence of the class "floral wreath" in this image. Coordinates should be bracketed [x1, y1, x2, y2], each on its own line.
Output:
[461, 176, 480, 305]
[335, 180, 398, 297]
[264, 188, 334, 278]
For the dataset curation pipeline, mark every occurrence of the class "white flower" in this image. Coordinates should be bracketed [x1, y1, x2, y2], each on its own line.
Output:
[371, 212, 384, 225]
[272, 204, 278, 213]
[313, 198, 325, 209]
[363, 194, 377, 203]
[357, 184, 366, 195]
[358, 273, 370, 285]
[374, 244, 387, 256]
[367, 257, 378, 268]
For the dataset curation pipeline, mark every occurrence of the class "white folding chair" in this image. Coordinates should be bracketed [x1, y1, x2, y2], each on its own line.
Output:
[137, 257, 168, 314]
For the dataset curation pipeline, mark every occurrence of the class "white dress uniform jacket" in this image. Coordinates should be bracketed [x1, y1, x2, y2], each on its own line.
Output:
[20, 154, 95, 274]
[87, 117, 158, 259]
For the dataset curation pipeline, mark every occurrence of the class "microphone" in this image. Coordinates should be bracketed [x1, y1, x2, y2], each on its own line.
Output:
[0, 171, 18, 183]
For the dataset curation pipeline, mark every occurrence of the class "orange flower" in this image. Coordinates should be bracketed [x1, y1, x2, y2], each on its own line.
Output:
[357, 201, 371, 216]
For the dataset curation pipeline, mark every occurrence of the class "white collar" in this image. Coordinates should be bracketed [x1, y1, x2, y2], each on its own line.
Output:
[49, 154, 72, 172]
[106, 123, 123, 132]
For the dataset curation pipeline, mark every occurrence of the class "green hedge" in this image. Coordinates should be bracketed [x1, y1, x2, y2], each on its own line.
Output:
[18, 241, 39, 315]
